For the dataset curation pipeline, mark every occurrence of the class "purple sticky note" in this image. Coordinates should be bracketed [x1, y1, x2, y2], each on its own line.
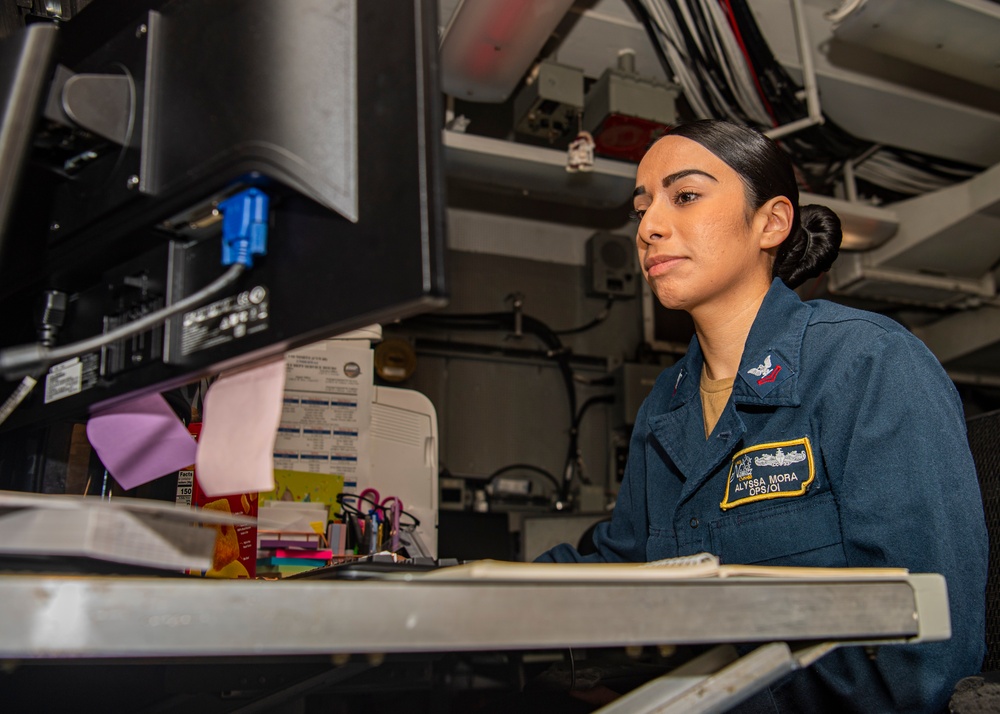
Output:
[86, 392, 198, 490]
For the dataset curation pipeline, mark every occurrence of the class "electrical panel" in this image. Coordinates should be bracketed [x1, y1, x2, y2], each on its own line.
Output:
[584, 56, 680, 163]
[513, 60, 584, 143]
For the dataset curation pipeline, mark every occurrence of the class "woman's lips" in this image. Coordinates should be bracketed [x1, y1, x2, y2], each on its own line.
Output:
[645, 255, 685, 278]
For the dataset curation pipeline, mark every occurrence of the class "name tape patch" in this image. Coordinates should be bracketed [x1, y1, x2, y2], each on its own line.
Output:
[720, 437, 815, 511]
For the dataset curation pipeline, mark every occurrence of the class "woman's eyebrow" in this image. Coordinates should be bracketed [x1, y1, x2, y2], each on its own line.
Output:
[662, 169, 717, 188]
[633, 168, 719, 200]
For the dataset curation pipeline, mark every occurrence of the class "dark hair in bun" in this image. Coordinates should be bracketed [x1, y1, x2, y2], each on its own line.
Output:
[661, 120, 842, 289]
[773, 204, 841, 288]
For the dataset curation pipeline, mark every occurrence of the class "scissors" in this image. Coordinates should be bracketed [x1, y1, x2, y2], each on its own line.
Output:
[356, 488, 404, 552]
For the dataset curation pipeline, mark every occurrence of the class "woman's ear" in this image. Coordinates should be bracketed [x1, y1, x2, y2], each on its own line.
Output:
[757, 196, 794, 250]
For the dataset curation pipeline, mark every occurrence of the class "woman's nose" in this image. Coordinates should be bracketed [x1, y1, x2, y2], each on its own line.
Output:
[637, 204, 668, 245]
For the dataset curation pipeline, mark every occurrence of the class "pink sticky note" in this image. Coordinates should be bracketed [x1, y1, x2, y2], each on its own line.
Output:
[86, 392, 198, 490]
[196, 359, 286, 497]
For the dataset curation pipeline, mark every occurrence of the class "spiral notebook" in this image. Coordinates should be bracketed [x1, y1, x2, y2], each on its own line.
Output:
[416, 552, 909, 582]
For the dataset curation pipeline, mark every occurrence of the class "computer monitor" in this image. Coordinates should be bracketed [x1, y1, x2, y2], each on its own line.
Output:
[0, 0, 447, 430]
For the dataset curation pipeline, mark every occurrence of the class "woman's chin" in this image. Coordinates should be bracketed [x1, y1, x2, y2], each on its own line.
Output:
[649, 283, 692, 313]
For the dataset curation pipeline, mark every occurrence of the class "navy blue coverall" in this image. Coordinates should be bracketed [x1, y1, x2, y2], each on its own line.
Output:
[538, 278, 988, 713]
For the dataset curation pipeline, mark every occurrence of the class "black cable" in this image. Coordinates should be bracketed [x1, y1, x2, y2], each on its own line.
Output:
[730, 4, 858, 134]
[727, 0, 972, 197]
[687, 0, 751, 118]
[554, 297, 615, 336]
[336, 492, 420, 528]
[0, 263, 246, 379]
[630, 0, 971, 199]
[663, 0, 746, 120]
[486, 463, 562, 494]
[728, 0, 802, 125]
[566, 394, 616, 488]
[722, 0, 873, 185]
[411, 310, 579, 501]
[881, 147, 978, 181]
[574, 394, 616, 430]
[625, 0, 684, 88]
[637, 0, 837, 180]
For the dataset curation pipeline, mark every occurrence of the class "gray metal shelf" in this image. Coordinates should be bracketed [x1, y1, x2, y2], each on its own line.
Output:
[0, 572, 949, 713]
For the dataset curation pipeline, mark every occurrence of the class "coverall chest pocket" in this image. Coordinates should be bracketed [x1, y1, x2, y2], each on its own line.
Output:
[708, 491, 845, 566]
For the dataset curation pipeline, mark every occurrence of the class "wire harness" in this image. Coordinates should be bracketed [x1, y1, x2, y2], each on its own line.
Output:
[0, 188, 270, 380]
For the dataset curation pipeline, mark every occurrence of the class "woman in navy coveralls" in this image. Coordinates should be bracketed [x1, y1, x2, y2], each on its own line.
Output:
[536, 120, 988, 713]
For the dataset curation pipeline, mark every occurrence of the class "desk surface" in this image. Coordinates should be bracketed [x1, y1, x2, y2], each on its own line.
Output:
[0, 572, 947, 659]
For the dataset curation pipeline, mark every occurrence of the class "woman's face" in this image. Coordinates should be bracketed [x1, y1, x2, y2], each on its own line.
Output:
[632, 135, 774, 314]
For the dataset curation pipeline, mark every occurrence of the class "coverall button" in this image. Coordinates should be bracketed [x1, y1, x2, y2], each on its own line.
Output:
[689, 517, 699, 528]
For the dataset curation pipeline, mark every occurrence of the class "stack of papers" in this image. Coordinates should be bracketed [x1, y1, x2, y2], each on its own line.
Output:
[0, 490, 255, 572]
[257, 500, 330, 577]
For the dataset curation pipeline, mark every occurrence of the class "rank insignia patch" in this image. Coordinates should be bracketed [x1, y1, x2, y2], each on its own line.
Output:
[741, 351, 792, 397]
[720, 437, 815, 511]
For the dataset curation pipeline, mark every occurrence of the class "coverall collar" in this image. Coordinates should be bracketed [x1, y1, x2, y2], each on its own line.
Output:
[650, 278, 809, 490]
[667, 277, 808, 412]
[732, 277, 808, 408]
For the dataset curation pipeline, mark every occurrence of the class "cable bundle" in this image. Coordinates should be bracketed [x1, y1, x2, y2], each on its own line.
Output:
[628, 0, 979, 199]
[411, 303, 618, 504]
[636, 0, 771, 125]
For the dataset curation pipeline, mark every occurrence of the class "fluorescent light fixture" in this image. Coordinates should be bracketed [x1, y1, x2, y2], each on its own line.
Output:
[439, 0, 576, 103]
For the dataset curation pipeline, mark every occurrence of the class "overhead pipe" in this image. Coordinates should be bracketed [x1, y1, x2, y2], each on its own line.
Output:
[764, 0, 824, 140]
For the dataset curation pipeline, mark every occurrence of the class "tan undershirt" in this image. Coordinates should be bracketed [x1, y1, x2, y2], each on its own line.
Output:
[700, 369, 735, 439]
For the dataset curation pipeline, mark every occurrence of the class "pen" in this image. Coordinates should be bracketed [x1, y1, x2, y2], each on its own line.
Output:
[366, 514, 376, 554]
